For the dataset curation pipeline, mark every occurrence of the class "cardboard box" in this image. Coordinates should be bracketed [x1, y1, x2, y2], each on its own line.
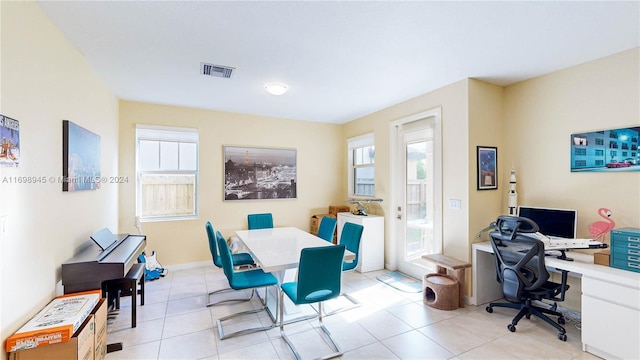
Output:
[6, 292, 100, 352]
[9, 315, 95, 360]
[329, 205, 350, 216]
[91, 299, 107, 360]
[594, 250, 610, 266]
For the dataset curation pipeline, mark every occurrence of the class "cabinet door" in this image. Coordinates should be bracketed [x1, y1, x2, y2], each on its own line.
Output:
[337, 213, 384, 272]
[582, 295, 640, 359]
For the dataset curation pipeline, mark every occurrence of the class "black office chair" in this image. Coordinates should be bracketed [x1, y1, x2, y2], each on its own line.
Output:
[486, 216, 570, 341]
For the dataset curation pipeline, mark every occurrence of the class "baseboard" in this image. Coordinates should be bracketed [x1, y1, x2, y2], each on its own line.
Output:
[164, 261, 210, 272]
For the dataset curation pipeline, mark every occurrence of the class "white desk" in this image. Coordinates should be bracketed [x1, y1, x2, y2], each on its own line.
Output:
[471, 241, 640, 359]
[235, 227, 355, 323]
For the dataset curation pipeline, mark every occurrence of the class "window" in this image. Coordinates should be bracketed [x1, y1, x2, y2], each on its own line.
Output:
[595, 149, 604, 156]
[595, 160, 604, 166]
[574, 148, 586, 156]
[136, 125, 198, 221]
[575, 160, 586, 167]
[348, 133, 375, 196]
[595, 138, 604, 146]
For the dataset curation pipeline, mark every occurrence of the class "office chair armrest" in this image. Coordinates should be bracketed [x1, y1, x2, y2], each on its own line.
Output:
[554, 268, 570, 302]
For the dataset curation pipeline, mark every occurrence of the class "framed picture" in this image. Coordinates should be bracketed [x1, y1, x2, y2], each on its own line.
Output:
[223, 145, 297, 200]
[570, 126, 640, 172]
[477, 146, 497, 190]
[62, 120, 101, 191]
[0, 114, 20, 168]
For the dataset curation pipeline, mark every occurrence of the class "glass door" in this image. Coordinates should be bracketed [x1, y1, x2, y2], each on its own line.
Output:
[392, 112, 441, 279]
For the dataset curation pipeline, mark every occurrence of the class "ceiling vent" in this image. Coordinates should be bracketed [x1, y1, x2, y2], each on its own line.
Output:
[200, 62, 234, 78]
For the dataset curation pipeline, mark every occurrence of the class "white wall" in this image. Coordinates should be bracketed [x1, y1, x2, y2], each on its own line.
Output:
[0, 2, 119, 354]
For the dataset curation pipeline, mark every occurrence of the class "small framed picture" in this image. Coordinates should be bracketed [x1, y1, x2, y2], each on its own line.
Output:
[477, 146, 497, 190]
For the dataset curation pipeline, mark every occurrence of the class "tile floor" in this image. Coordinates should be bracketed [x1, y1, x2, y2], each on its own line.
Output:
[105, 266, 599, 360]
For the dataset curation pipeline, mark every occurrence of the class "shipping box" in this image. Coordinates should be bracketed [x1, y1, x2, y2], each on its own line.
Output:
[329, 205, 350, 216]
[9, 314, 95, 360]
[6, 292, 100, 352]
[594, 250, 610, 266]
[91, 299, 107, 360]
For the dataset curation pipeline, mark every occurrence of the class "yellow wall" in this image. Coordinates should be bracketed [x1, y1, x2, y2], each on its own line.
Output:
[504, 48, 640, 233]
[342, 80, 471, 269]
[0, 1, 119, 355]
[503, 48, 640, 310]
[468, 79, 505, 244]
[118, 101, 345, 266]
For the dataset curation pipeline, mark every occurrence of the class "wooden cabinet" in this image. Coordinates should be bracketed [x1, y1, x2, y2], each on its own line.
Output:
[337, 212, 384, 272]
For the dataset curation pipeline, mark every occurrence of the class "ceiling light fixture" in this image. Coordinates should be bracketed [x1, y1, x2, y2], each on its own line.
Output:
[264, 82, 289, 96]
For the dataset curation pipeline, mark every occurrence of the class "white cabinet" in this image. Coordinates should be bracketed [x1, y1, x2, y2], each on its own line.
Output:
[337, 212, 384, 272]
[581, 276, 640, 359]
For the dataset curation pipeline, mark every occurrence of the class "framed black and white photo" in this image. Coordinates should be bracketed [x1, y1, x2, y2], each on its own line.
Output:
[223, 145, 297, 200]
[477, 146, 497, 190]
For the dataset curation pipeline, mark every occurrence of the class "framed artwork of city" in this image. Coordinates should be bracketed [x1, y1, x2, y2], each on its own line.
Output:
[223, 145, 297, 200]
[570, 126, 640, 172]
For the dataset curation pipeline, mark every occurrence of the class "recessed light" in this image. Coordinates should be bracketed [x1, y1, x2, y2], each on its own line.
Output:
[264, 82, 289, 96]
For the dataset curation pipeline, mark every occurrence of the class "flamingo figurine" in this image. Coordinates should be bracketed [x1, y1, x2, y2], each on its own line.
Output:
[589, 208, 616, 242]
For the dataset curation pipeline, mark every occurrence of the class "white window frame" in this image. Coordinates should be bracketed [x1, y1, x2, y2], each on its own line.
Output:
[136, 125, 199, 222]
[348, 133, 375, 197]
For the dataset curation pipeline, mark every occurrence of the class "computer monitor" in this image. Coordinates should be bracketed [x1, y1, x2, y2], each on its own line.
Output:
[517, 206, 577, 239]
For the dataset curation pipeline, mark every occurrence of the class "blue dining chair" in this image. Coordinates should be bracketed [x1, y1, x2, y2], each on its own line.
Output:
[317, 216, 337, 243]
[216, 235, 279, 339]
[325, 222, 364, 316]
[247, 213, 273, 229]
[205, 221, 255, 307]
[280, 245, 346, 360]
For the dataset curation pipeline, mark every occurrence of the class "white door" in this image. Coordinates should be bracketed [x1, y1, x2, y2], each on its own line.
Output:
[390, 109, 442, 279]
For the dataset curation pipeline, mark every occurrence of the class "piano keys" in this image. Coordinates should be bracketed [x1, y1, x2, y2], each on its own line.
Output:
[62, 235, 146, 294]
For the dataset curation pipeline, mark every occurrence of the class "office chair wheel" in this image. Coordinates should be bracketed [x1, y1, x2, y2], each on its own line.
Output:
[486, 306, 493, 313]
[558, 316, 566, 324]
[508, 324, 516, 332]
[558, 333, 567, 341]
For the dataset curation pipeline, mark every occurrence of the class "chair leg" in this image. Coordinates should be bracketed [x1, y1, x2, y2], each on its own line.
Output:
[207, 287, 255, 307]
[216, 286, 277, 340]
[531, 306, 567, 335]
[280, 297, 343, 360]
[323, 292, 361, 316]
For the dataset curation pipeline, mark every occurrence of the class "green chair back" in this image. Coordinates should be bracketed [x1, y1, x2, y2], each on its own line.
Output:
[339, 222, 363, 271]
[216, 235, 235, 281]
[248, 213, 274, 230]
[206, 221, 223, 268]
[317, 216, 337, 242]
[293, 245, 345, 304]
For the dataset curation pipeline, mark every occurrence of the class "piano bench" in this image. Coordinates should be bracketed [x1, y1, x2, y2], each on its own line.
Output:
[102, 263, 145, 328]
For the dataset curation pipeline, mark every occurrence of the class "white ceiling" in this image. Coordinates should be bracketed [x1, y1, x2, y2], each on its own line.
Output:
[37, 1, 639, 124]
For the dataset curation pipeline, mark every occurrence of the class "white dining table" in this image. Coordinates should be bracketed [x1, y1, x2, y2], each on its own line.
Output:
[234, 227, 355, 323]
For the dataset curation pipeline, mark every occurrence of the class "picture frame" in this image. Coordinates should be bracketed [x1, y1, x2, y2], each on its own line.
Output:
[0, 114, 20, 168]
[477, 146, 497, 190]
[570, 126, 639, 172]
[62, 120, 101, 191]
[223, 145, 297, 201]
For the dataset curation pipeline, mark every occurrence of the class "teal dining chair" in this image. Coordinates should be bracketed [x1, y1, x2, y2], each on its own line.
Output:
[280, 245, 346, 360]
[317, 216, 337, 243]
[215, 235, 279, 340]
[325, 222, 364, 316]
[247, 213, 274, 229]
[205, 221, 255, 307]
